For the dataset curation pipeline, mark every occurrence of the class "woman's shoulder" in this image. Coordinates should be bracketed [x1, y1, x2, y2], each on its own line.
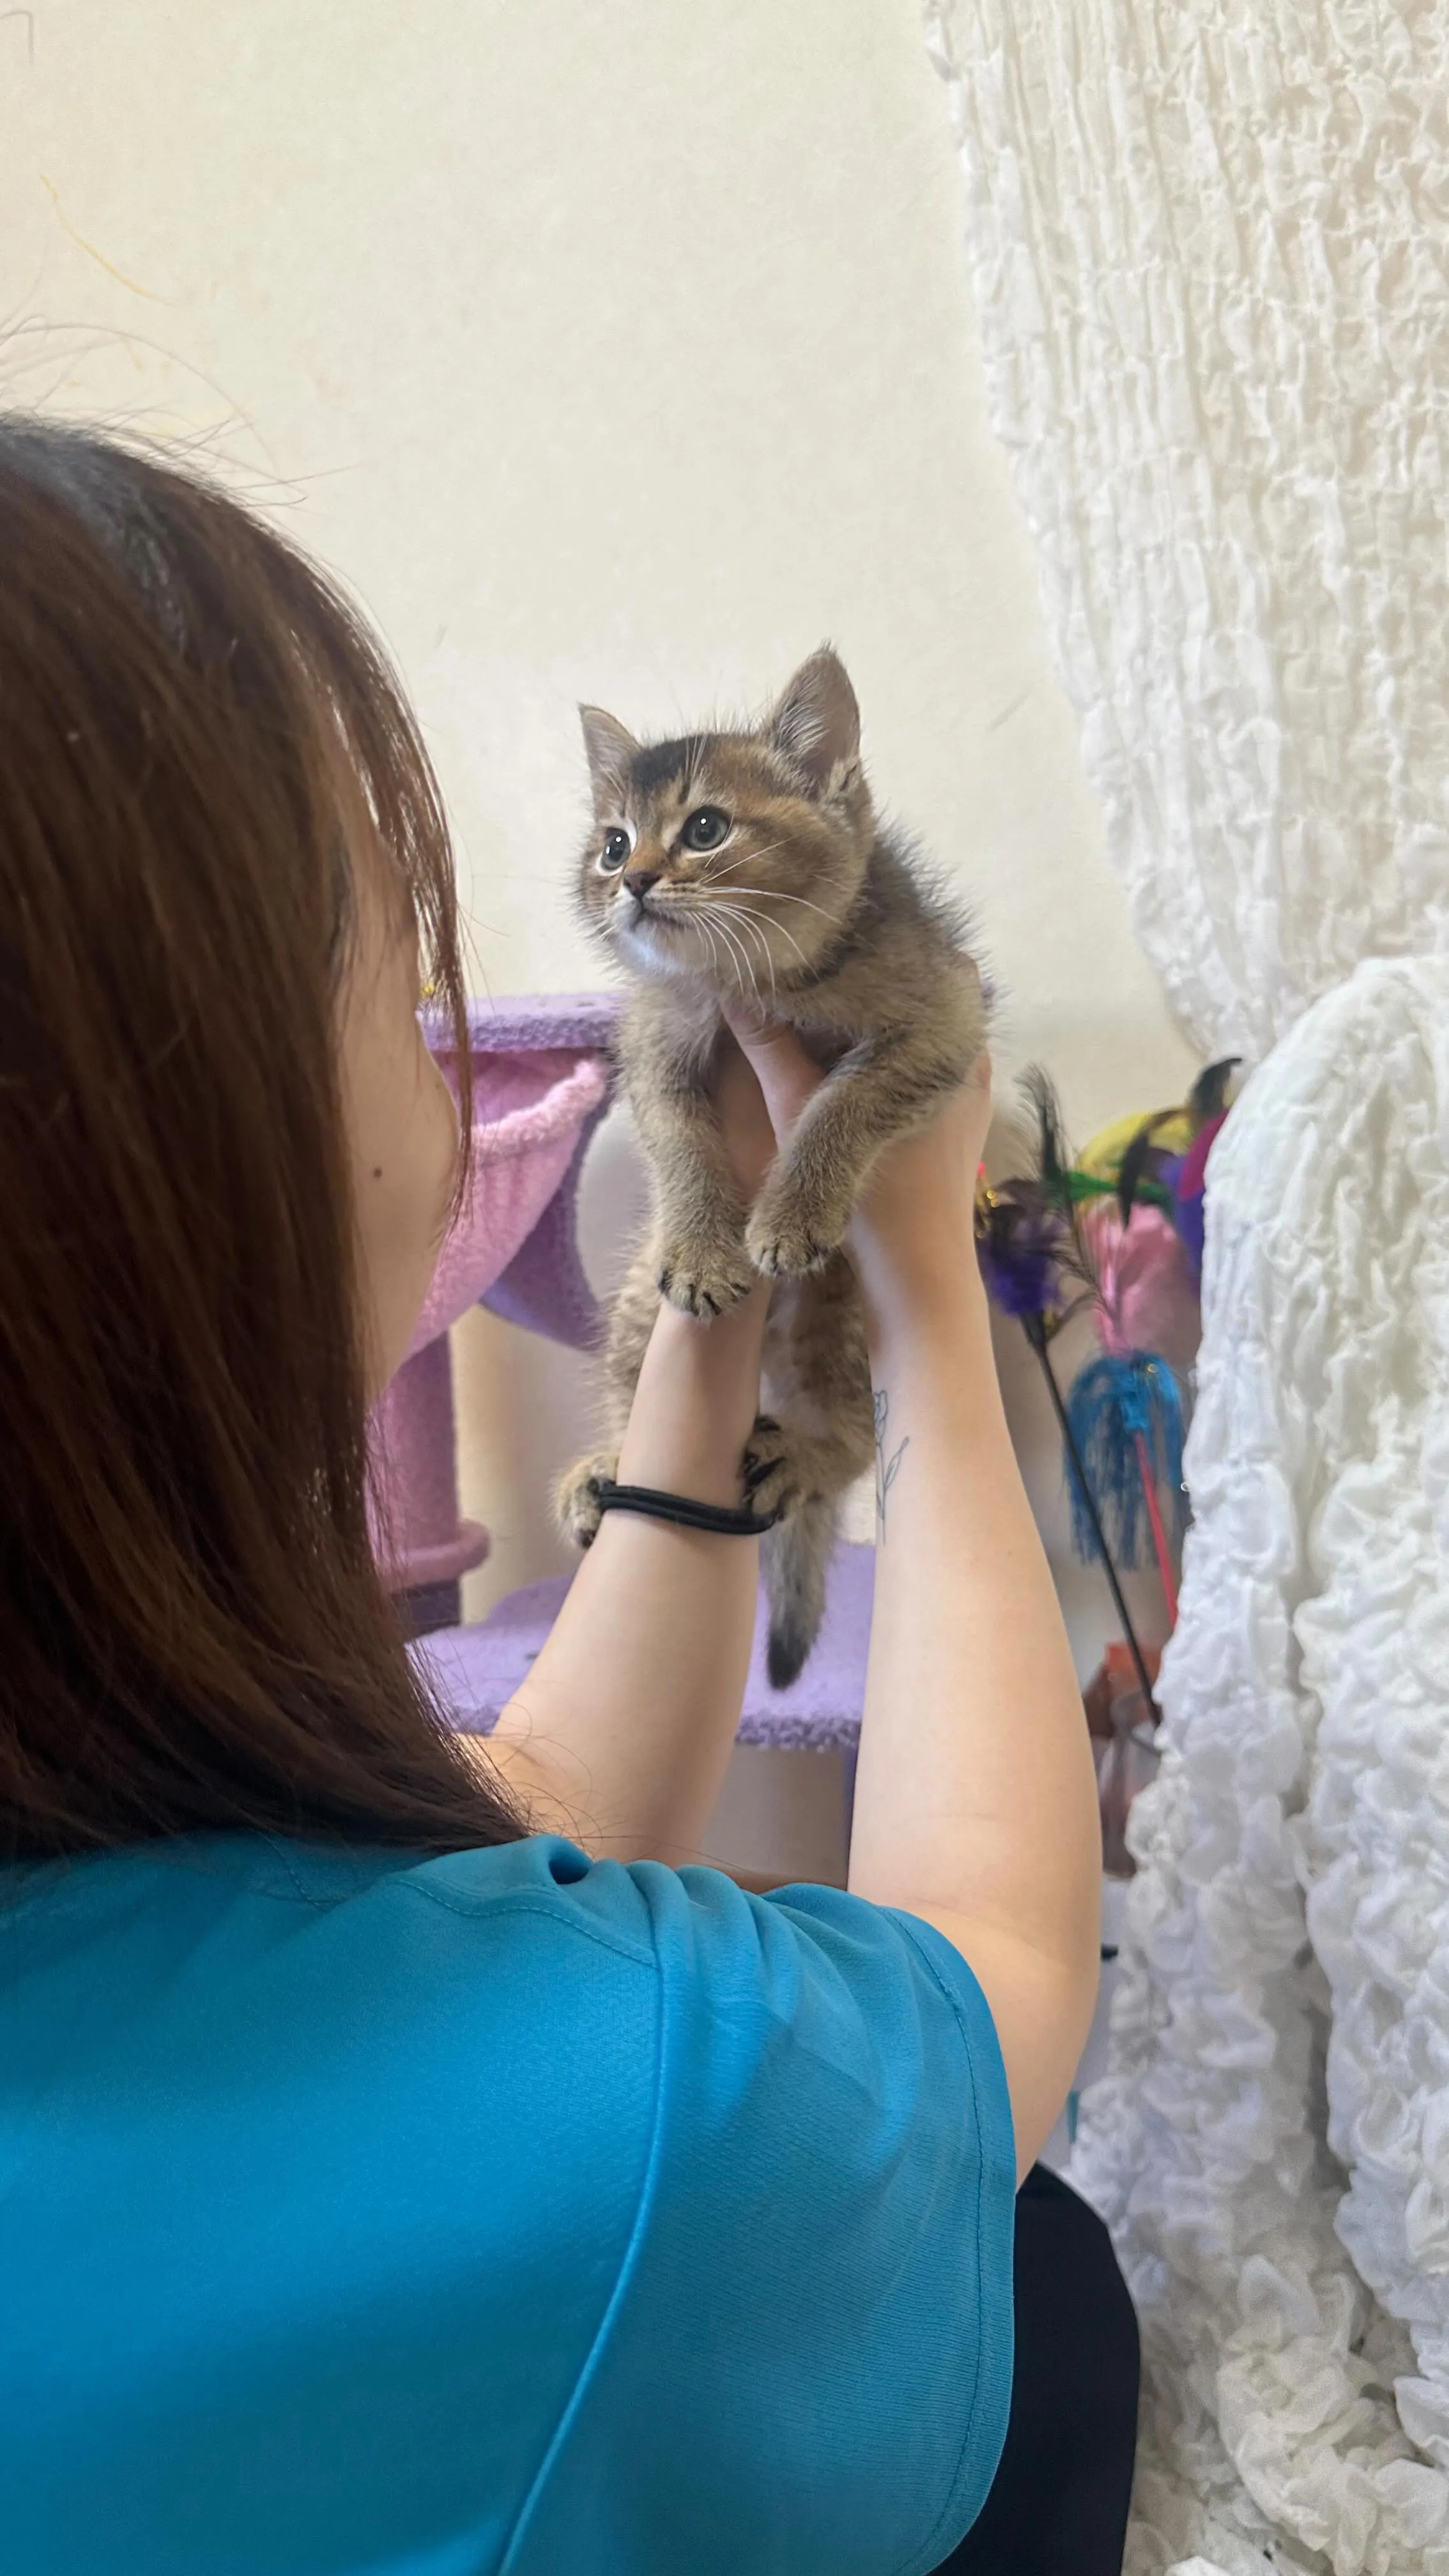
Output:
[275, 1829, 664, 1969]
[0, 1834, 668, 2570]
[1, 1832, 671, 2356]
[1, 1827, 661, 1955]
[0, 1830, 665, 2144]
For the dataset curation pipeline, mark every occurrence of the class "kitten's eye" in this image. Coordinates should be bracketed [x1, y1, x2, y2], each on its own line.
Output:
[599, 827, 632, 872]
[680, 806, 731, 853]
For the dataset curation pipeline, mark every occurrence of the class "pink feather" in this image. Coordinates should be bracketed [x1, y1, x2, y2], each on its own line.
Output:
[1080, 1199, 1200, 1376]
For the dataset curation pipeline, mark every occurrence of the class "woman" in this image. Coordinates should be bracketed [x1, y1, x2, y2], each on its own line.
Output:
[0, 418, 1134, 2573]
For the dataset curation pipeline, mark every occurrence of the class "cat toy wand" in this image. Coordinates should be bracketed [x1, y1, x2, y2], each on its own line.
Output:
[1026, 1305, 1160, 1716]
[1067, 1223, 1186, 1630]
[975, 1138, 1160, 1717]
[1021, 1319, 1154, 1700]
[1060, 1066, 1237, 1632]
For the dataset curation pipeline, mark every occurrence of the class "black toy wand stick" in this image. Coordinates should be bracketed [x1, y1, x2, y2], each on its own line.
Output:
[1023, 1312, 1159, 1715]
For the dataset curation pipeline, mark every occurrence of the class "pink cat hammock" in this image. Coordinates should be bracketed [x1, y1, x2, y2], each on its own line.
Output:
[368, 995, 616, 1619]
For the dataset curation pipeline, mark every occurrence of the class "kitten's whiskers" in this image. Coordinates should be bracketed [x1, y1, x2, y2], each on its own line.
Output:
[697, 866, 840, 931]
[689, 899, 755, 997]
[729, 901, 810, 976]
[708, 896, 781, 1009]
[680, 890, 769, 1004]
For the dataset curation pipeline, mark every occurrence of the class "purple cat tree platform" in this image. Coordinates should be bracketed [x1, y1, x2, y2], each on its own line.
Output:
[415, 1540, 875, 1755]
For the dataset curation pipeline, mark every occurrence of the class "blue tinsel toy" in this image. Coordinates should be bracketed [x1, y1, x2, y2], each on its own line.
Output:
[1065, 1352, 1186, 1574]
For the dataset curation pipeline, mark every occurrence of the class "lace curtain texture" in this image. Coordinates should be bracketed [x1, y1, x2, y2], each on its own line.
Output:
[926, 8, 1449, 2570]
[926, 0, 1449, 1070]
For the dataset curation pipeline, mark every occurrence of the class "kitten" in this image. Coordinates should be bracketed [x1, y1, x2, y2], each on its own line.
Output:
[556, 648, 986, 1685]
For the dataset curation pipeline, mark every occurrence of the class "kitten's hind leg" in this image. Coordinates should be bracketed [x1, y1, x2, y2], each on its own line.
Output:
[740, 1413, 800, 1521]
[554, 1237, 656, 1551]
[552, 1452, 618, 1551]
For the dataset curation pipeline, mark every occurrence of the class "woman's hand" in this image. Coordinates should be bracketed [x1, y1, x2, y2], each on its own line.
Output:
[711, 1024, 818, 1202]
[848, 1048, 992, 1318]
[719, 997, 993, 1308]
[716, 1013, 824, 1163]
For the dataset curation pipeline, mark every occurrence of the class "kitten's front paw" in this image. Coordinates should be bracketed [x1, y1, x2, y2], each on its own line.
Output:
[553, 1452, 618, 1550]
[657, 1229, 754, 1318]
[740, 1414, 800, 1522]
[745, 1192, 841, 1280]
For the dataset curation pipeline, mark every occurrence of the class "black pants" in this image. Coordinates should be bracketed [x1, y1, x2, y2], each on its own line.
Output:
[931, 2163, 1140, 2575]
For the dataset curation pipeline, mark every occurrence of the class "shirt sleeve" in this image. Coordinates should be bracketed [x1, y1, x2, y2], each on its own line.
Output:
[509, 1858, 1016, 2576]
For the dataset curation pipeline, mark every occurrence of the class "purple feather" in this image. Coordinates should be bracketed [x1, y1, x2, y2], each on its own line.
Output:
[976, 1193, 1069, 1319]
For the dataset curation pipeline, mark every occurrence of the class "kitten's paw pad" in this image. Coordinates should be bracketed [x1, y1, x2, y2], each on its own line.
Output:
[745, 1204, 839, 1278]
[740, 1414, 799, 1521]
[553, 1453, 617, 1550]
[657, 1235, 754, 1317]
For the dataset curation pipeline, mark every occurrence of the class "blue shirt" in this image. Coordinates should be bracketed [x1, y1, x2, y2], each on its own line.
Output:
[0, 1832, 1015, 2575]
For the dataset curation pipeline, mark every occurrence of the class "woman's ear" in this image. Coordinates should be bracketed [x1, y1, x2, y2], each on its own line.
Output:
[579, 705, 638, 813]
[766, 648, 861, 797]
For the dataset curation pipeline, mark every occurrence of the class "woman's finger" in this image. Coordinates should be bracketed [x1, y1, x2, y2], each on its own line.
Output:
[711, 1033, 781, 1200]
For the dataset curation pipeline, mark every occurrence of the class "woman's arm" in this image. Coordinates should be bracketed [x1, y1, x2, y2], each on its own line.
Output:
[848, 1134, 1100, 2177]
[734, 1022, 1100, 2179]
[483, 1285, 768, 1863]
[478, 1040, 783, 1866]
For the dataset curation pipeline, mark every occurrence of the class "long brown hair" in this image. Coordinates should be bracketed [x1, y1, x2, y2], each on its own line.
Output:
[0, 418, 525, 1861]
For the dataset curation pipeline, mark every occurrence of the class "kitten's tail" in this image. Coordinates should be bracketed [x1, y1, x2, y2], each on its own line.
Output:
[762, 1496, 838, 1689]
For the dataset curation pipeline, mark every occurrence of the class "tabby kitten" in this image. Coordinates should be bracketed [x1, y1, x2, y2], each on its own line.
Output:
[556, 649, 986, 1685]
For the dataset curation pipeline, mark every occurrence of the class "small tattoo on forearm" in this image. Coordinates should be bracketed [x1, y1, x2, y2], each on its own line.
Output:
[873, 1388, 908, 1540]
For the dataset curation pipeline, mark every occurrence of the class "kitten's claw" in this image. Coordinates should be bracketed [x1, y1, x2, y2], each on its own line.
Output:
[553, 1452, 618, 1550]
[745, 1204, 839, 1279]
[740, 1414, 799, 1521]
[657, 1238, 755, 1317]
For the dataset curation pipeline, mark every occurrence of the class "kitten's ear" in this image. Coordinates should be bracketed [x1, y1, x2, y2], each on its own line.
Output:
[579, 705, 639, 808]
[767, 648, 861, 797]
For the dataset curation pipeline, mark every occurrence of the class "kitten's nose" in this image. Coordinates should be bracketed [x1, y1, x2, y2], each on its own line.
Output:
[624, 868, 659, 905]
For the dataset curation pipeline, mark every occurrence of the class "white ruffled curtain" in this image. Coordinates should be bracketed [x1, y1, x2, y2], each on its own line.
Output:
[926, 8, 1449, 2571]
[926, 0, 1449, 1067]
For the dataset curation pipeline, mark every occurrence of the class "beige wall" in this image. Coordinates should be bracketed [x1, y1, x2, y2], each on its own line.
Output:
[4, 0, 1196, 1876]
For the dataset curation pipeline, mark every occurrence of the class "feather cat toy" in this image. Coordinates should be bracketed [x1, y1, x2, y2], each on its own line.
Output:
[978, 1064, 1234, 1671]
[976, 1075, 1163, 1710]
[1066, 1064, 1236, 1620]
[556, 648, 986, 1685]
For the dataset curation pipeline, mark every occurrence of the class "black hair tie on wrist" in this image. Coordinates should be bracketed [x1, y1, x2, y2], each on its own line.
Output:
[592, 1478, 781, 1537]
